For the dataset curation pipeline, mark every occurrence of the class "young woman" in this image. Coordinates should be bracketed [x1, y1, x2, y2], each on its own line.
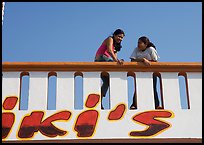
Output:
[95, 29, 125, 109]
[129, 36, 162, 109]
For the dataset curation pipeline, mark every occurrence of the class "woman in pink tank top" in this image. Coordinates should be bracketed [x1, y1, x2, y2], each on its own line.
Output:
[95, 29, 125, 63]
[94, 29, 125, 109]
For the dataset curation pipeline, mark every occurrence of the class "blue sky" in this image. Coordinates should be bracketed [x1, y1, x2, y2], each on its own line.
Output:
[2, 2, 202, 110]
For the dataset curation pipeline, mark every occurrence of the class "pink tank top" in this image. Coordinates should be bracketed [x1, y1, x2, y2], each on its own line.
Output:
[95, 41, 114, 58]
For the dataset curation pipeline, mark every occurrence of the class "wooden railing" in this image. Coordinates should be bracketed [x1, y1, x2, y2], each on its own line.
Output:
[2, 62, 202, 72]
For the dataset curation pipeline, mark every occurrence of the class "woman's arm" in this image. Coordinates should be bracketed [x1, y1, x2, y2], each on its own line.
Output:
[114, 51, 118, 58]
[115, 52, 124, 64]
[106, 37, 118, 62]
[131, 58, 145, 62]
[131, 58, 151, 66]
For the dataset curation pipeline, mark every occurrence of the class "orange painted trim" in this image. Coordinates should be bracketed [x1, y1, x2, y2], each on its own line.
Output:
[2, 138, 202, 143]
[2, 62, 202, 72]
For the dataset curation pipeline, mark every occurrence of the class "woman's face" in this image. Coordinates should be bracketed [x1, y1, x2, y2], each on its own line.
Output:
[138, 40, 147, 51]
[114, 34, 124, 43]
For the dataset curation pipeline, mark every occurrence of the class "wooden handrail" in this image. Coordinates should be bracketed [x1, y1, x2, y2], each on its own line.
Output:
[2, 62, 202, 72]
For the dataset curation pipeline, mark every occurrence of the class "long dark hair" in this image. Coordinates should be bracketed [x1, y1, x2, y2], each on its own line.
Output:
[111, 29, 125, 52]
[138, 36, 156, 50]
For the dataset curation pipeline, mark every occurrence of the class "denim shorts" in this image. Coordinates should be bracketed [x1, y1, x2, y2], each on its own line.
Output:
[94, 55, 113, 62]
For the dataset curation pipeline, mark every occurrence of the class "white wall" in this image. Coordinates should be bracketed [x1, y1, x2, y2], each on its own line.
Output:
[2, 71, 202, 141]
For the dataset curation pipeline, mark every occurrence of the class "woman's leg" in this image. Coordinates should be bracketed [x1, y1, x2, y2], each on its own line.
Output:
[101, 75, 109, 97]
[153, 75, 160, 108]
[101, 55, 113, 98]
[130, 76, 137, 109]
[95, 55, 113, 109]
[130, 91, 137, 109]
[100, 76, 110, 109]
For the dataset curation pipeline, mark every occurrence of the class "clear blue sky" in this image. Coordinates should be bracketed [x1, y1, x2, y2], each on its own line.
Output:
[2, 2, 202, 110]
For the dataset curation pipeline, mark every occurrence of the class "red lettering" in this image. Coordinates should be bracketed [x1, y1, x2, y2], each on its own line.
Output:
[3, 96, 18, 110]
[130, 110, 173, 137]
[74, 110, 98, 137]
[2, 96, 18, 139]
[18, 111, 71, 138]
[85, 94, 100, 108]
[2, 113, 15, 139]
[108, 104, 126, 120]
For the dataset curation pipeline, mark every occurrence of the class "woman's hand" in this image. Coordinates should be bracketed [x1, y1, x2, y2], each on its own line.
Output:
[143, 58, 151, 66]
[119, 59, 124, 65]
[117, 59, 124, 65]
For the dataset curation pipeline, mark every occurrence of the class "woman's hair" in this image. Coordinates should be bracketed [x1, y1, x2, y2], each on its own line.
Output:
[111, 29, 125, 52]
[138, 36, 156, 50]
